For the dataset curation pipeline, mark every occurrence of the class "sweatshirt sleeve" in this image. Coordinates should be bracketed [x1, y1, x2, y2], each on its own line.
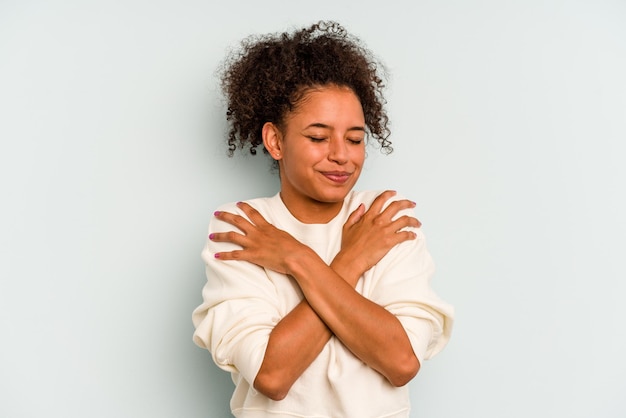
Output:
[367, 209, 454, 366]
[191, 204, 281, 386]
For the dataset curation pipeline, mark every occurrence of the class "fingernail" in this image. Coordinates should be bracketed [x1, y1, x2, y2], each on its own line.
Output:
[236, 201, 242, 207]
[214, 211, 221, 216]
[214, 253, 220, 259]
[208, 233, 215, 240]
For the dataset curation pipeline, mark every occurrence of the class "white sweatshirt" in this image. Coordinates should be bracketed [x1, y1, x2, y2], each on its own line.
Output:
[192, 190, 454, 418]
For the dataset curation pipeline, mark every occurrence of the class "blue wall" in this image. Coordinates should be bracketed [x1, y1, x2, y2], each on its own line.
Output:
[1, 1, 625, 416]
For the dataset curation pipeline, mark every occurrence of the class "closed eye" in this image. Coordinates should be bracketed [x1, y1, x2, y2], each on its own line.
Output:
[307, 136, 326, 142]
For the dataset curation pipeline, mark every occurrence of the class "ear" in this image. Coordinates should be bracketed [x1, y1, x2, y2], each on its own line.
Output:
[262, 122, 283, 161]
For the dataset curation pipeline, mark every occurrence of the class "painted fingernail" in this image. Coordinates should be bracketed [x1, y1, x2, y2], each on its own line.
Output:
[208, 233, 215, 240]
[214, 211, 221, 216]
[236, 201, 242, 207]
[214, 253, 220, 259]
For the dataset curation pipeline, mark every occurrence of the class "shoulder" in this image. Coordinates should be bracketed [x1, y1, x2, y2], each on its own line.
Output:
[344, 190, 384, 211]
[347, 189, 414, 209]
[212, 194, 280, 218]
[208, 194, 280, 232]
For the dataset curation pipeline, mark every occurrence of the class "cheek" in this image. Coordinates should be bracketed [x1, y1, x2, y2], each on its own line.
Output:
[280, 152, 311, 178]
[352, 147, 366, 166]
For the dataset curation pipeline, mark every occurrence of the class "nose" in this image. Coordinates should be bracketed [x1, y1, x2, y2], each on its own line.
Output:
[328, 137, 348, 165]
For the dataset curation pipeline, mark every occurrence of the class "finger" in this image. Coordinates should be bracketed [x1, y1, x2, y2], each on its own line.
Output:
[379, 199, 417, 221]
[391, 230, 418, 245]
[208, 231, 247, 246]
[235, 202, 271, 226]
[389, 215, 422, 231]
[366, 190, 398, 216]
[345, 203, 365, 227]
[214, 210, 254, 233]
[213, 249, 248, 261]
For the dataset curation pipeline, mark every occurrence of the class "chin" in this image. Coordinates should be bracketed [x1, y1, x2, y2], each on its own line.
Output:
[314, 187, 352, 203]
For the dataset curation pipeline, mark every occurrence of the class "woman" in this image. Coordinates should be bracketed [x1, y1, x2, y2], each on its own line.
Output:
[192, 21, 454, 418]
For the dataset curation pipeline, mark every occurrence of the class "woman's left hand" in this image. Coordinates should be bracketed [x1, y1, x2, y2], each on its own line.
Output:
[334, 190, 421, 279]
[209, 202, 310, 275]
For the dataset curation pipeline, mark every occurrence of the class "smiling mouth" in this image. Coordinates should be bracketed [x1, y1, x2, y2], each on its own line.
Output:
[320, 171, 352, 184]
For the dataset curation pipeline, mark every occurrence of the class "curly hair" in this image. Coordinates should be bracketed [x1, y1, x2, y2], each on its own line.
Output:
[219, 21, 392, 157]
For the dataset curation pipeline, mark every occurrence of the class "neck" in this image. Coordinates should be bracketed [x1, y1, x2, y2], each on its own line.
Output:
[279, 192, 344, 224]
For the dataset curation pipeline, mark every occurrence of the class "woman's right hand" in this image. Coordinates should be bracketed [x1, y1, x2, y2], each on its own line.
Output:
[332, 190, 422, 285]
[210, 202, 313, 276]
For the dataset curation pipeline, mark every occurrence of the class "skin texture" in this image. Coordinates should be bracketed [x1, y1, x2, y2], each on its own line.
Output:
[264, 86, 366, 223]
[210, 85, 422, 400]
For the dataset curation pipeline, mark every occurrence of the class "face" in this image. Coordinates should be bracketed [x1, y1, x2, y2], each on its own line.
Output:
[263, 85, 366, 223]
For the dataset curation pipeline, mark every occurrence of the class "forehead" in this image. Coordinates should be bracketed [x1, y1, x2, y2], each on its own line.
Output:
[285, 85, 364, 126]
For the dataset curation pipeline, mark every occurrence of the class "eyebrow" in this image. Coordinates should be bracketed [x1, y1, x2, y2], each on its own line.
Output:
[304, 123, 366, 132]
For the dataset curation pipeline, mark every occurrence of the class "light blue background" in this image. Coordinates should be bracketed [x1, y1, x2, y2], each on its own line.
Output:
[1, 1, 625, 417]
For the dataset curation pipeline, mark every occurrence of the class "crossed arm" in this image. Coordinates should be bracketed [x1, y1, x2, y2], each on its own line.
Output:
[209, 191, 422, 400]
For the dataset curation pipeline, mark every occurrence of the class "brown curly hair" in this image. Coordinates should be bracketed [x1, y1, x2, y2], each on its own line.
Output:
[219, 21, 392, 157]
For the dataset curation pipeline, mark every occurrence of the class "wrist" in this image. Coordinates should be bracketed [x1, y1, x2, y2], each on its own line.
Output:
[330, 251, 366, 287]
[284, 245, 321, 278]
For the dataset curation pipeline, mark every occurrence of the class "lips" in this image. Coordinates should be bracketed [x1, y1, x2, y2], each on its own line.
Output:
[320, 171, 352, 184]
